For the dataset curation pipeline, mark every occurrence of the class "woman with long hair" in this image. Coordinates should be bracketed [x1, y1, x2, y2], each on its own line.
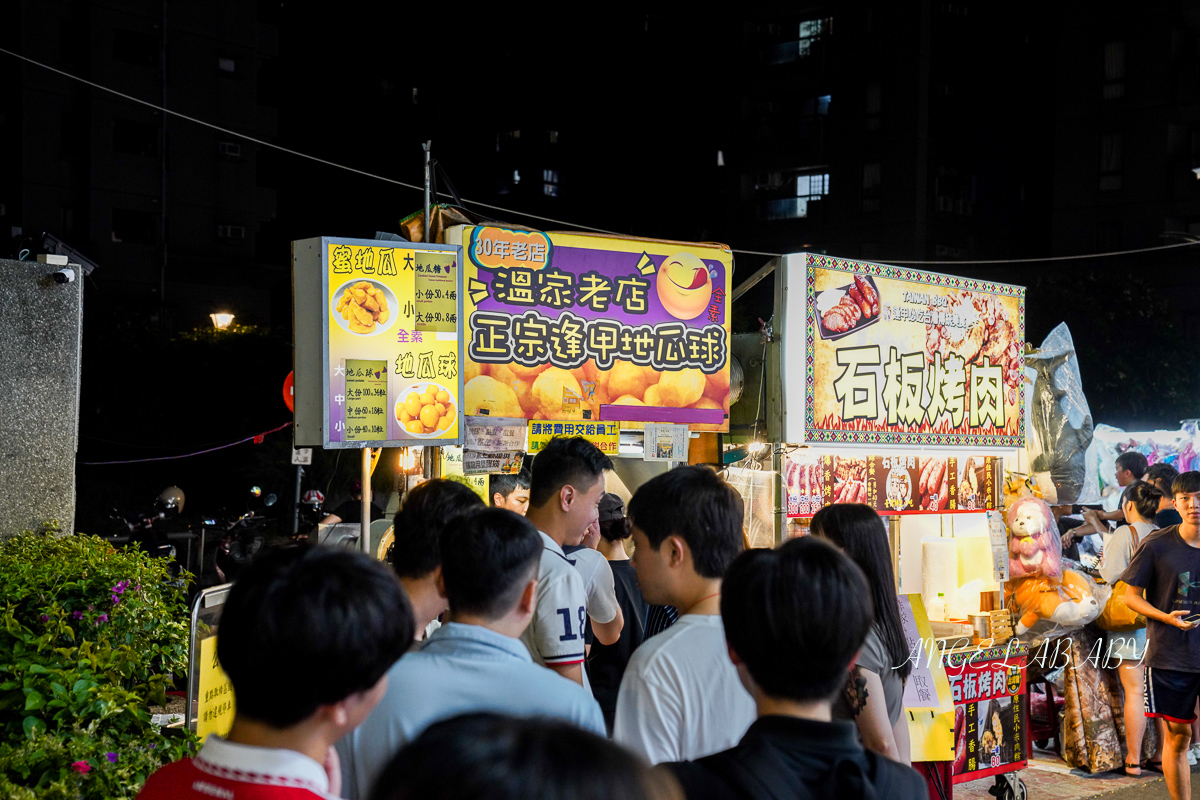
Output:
[1099, 480, 1165, 776]
[811, 503, 913, 764]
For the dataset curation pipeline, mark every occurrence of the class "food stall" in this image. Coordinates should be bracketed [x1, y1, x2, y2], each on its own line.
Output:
[444, 225, 734, 492]
[730, 252, 1031, 799]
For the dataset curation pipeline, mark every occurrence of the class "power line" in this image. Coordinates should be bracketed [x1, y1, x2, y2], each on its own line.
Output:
[7, 46, 1200, 267]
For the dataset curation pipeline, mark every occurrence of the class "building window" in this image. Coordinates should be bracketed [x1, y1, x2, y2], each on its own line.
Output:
[934, 170, 975, 215]
[862, 162, 881, 213]
[543, 169, 559, 197]
[1099, 133, 1123, 191]
[759, 171, 829, 220]
[112, 119, 159, 157]
[1103, 41, 1125, 100]
[547, 130, 559, 144]
[113, 29, 158, 68]
[217, 224, 246, 240]
[218, 57, 237, 73]
[865, 82, 882, 130]
[798, 18, 832, 57]
[111, 209, 156, 244]
[218, 141, 242, 159]
[862, 163, 881, 190]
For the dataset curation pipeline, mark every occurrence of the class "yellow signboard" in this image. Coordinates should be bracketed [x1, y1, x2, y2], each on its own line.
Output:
[321, 239, 463, 446]
[527, 421, 619, 457]
[197, 635, 235, 741]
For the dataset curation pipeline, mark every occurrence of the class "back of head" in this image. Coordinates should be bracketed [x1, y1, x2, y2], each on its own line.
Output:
[1173, 470, 1200, 497]
[810, 503, 911, 680]
[1146, 462, 1180, 496]
[722, 537, 872, 702]
[529, 436, 613, 510]
[1121, 480, 1163, 520]
[1116, 451, 1149, 480]
[598, 492, 629, 542]
[392, 479, 485, 579]
[490, 469, 531, 503]
[217, 546, 413, 728]
[440, 508, 542, 619]
[628, 465, 744, 578]
[367, 713, 681, 800]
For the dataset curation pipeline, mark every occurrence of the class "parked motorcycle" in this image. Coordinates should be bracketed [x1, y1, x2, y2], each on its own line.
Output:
[207, 486, 279, 584]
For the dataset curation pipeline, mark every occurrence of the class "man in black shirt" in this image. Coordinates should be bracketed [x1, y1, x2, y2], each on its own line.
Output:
[1124, 470, 1200, 800]
[320, 479, 384, 525]
[663, 536, 926, 800]
[586, 493, 648, 732]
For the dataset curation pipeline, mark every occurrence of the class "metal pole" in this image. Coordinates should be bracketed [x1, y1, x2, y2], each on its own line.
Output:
[291, 465, 302, 536]
[422, 141, 432, 243]
[360, 447, 371, 553]
[159, 0, 168, 325]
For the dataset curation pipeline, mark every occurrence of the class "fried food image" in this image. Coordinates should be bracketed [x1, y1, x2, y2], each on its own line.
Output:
[917, 456, 950, 511]
[924, 290, 1022, 410]
[464, 376, 524, 419]
[395, 383, 456, 436]
[530, 368, 586, 420]
[335, 280, 390, 334]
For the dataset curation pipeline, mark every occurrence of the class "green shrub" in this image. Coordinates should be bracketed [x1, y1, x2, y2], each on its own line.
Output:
[0, 525, 199, 798]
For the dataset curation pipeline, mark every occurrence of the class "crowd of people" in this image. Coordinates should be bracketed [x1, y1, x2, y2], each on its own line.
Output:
[138, 435, 943, 800]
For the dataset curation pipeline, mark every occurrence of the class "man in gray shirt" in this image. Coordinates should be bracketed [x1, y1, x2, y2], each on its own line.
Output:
[336, 508, 604, 799]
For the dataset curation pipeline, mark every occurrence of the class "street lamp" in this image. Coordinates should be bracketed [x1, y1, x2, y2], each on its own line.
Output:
[210, 312, 235, 330]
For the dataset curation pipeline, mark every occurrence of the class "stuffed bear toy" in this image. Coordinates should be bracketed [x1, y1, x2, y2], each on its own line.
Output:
[1007, 496, 1061, 580]
[1007, 569, 1101, 635]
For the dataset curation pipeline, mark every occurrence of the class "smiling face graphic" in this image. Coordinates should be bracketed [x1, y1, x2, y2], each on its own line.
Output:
[656, 251, 713, 320]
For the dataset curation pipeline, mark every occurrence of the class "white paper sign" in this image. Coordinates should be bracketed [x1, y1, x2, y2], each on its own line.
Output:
[898, 594, 943, 710]
[643, 424, 689, 463]
[463, 449, 523, 476]
[986, 510, 1010, 583]
[291, 448, 313, 465]
[465, 416, 527, 452]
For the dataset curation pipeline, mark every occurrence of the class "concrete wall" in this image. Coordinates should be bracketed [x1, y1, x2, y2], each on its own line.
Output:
[0, 258, 83, 537]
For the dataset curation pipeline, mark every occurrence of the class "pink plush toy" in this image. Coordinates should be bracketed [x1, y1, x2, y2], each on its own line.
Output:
[1006, 496, 1062, 580]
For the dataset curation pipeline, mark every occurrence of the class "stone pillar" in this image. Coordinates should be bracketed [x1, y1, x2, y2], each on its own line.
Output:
[0, 258, 83, 538]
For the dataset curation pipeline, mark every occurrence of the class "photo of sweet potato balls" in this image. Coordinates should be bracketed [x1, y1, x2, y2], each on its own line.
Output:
[462, 358, 729, 431]
[331, 280, 395, 336]
[395, 382, 457, 436]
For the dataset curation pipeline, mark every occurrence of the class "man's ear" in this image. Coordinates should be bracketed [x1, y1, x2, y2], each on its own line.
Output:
[519, 578, 537, 616]
[433, 565, 446, 599]
[492, 492, 504, 508]
[559, 484, 576, 513]
[667, 534, 688, 568]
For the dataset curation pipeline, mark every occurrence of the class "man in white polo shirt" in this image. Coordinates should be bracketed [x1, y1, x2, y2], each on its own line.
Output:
[522, 436, 614, 689]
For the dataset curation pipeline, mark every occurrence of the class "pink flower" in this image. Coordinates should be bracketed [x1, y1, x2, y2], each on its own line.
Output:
[72, 761, 90, 774]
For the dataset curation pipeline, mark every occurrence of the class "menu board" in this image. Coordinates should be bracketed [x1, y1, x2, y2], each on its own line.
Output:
[784, 452, 1002, 517]
[298, 237, 464, 447]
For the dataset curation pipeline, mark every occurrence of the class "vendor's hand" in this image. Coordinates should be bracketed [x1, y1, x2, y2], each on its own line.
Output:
[1061, 529, 1076, 547]
[1165, 611, 1196, 630]
[1082, 509, 1103, 528]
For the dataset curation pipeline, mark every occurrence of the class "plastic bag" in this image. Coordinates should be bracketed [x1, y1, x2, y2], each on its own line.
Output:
[1025, 324, 1095, 505]
[1006, 567, 1102, 646]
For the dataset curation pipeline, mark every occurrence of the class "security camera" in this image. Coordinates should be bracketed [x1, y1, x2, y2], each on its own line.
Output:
[52, 268, 76, 284]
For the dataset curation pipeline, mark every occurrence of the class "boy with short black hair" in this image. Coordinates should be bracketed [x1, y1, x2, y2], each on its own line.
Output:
[390, 479, 485, 639]
[1124, 470, 1200, 800]
[339, 508, 603, 799]
[490, 469, 532, 515]
[137, 546, 413, 800]
[522, 436, 615, 689]
[664, 537, 927, 800]
[615, 465, 754, 764]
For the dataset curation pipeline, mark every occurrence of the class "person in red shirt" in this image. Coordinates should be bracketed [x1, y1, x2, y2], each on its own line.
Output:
[137, 546, 414, 800]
